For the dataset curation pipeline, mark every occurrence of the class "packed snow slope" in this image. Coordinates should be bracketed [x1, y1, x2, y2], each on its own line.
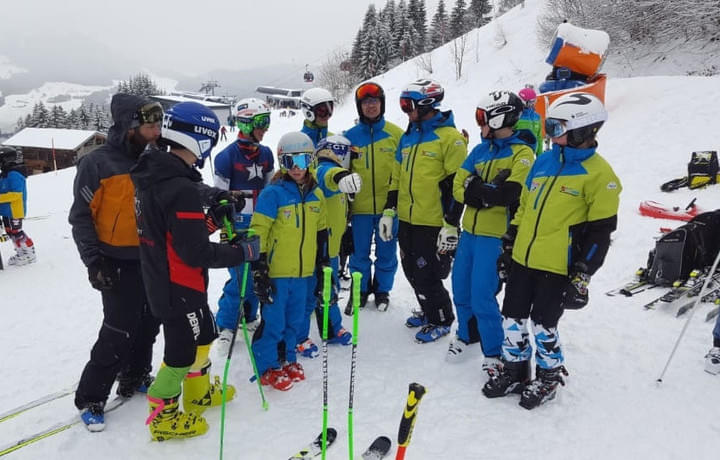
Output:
[2, 1, 720, 458]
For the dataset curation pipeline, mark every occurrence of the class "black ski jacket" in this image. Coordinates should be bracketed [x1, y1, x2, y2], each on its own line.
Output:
[131, 146, 248, 320]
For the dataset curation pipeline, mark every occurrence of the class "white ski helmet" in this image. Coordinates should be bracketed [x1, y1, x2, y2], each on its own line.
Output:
[475, 91, 524, 131]
[301, 88, 334, 122]
[315, 135, 356, 169]
[399, 79, 444, 115]
[235, 98, 271, 134]
[276, 131, 315, 170]
[545, 92, 607, 146]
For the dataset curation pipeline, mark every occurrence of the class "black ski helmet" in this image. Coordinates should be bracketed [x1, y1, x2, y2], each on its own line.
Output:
[0, 146, 23, 170]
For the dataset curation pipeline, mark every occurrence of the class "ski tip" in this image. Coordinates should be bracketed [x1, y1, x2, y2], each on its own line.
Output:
[326, 427, 337, 442]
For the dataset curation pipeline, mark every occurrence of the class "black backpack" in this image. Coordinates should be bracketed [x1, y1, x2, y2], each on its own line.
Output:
[645, 209, 720, 285]
[661, 150, 719, 192]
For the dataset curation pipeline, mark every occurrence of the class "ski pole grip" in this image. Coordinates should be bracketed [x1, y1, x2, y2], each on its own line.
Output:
[351, 272, 362, 343]
[397, 382, 427, 458]
[322, 266, 332, 341]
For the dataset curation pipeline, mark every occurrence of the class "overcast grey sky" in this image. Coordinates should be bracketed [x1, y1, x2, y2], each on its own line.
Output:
[3, 0, 442, 76]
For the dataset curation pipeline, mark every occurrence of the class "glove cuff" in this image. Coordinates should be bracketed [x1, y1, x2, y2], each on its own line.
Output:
[382, 208, 396, 218]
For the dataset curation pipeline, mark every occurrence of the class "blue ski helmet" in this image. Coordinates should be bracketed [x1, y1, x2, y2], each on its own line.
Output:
[162, 102, 220, 168]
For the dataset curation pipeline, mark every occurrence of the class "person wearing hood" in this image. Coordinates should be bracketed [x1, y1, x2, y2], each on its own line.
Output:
[131, 101, 260, 440]
[69, 93, 163, 431]
[483, 92, 620, 410]
[0, 146, 36, 266]
[213, 98, 275, 357]
[449, 91, 534, 374]
[299, 87, 334, 147]
[343, 82, 404, 312]
[379, 79, 468, 344]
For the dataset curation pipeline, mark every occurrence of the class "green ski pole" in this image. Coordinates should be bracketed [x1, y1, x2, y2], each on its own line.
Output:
[218, 208, 268, 460]
[347, 272, 362, 460]
[321, 266, 332, 460]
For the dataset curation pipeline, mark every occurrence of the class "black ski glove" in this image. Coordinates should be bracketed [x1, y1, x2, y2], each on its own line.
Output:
[463, 175, 488, 209]
[562, 262, 591, 309]
[206, 201, 237, 235]
[252, 255, 274, 304]
[88, 257, 119, 291]
[497, 225, 517, 282]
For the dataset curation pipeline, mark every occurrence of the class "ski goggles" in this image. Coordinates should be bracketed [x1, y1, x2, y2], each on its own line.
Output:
[400, 96, 437, 114]
[239, 113, 271, 130]
[544, 118, 568, 138]
[312, 102, 334, 118]
[279, 152, 312, 170]
[399, 98, 417, 113]
[134, 102, 164, 125]
[356, 82, 383, 101]
[475, 108, 489, 127]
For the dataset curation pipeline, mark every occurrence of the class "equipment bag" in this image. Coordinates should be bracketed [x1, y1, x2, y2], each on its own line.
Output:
[646, 209, 720, 285]
[661, 150, 719, 192]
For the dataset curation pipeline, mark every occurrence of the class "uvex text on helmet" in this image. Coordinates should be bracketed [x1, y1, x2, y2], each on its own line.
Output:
[161, 101, 220, 168]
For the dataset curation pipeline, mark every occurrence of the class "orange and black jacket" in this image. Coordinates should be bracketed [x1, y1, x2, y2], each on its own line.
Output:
[69, 94, 149, 266]
[130, 146, 249, 319]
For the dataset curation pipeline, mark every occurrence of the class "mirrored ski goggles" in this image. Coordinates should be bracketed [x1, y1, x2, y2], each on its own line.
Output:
[399, 97, 417, 113]
[313, 102, 334, 118]
[544, 118, 568, 138]
[475, 108, 488, 127]
[135, 102, 164, 125]
[356, 83, 383, 101]
[279, 152, 312, 170]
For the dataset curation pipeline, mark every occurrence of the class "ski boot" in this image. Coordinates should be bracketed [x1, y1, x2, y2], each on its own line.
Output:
[80, 401, 105, 432]
[182, 362, 235, 415]
[117, 371, 154, 398]
[214, 328, 235, 358]
[482, 360, 530, 398]
[519, 365, 569, 410]
[282, 361, 305, 382]
[296, 338, 319, 358]
[446, 336, 474, 362]
[146, 395, 208, 441]
[415, 324, 451, 343]
[8, 244, 36, 266]
[705, 347, 720, 375]
[374, 292, 390, 312]
[260, 367, 293, 391]
[344, 291, 369, 315]
[405, 310, 428, 328]
[481, 356, 504, 379]
[328, 327, 352, 345]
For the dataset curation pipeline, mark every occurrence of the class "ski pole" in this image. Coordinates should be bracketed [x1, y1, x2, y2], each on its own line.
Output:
[347, 271, 362, 460]
[321, 266, 332, 460]
[395, 382, 427, 460]
[657, 248, 720, 384]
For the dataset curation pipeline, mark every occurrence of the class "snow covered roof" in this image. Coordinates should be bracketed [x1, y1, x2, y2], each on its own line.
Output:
[3, 128, 103, 150]
[150, 94, 230, 108]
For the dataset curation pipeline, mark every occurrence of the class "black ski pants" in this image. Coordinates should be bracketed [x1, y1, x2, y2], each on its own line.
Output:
[501, 261, 568, 329]
[398, 221, 454, 326]
[75, 259, 160, 409]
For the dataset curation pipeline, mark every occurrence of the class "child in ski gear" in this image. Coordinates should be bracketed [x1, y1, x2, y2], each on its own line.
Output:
[296, 135, 361, 350]
[69, 94, 163, 431]
[0, 146, 36, 266]
[483, 92, 621, 409]
[213, 98, 275, 357]
[382, 79, 468, 344]
[515, 86, 543, 156]
[450, 91, 534, 367]
[300, 87, 334, 146]
[131, 101, 260, 440]
[343, 82, 404, 311]
[250, 131, 329, 391]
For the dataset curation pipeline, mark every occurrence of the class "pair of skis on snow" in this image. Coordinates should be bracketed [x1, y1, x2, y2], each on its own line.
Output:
[606, 267, 720, 321]
[288, 382, 426, 460]
[0, 385, 128, 457]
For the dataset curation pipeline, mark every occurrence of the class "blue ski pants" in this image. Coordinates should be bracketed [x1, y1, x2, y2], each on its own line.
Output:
[348, 214, 398, 294]
[252, 277, 308, 375]
[215, 266, 259, 330]
[451, 232, 504, 357]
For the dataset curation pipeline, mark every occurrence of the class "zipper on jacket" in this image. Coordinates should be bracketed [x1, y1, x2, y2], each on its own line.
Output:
[406, 129, 422, 222]
[297, 187, 308, 277]
[523, 160, 565, 266]
[370, 126, 377, 214]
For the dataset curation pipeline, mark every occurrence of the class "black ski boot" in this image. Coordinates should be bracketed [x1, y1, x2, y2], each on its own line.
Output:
[519, 365, 568, 410]
[117, 372, 155, 398]
[344, 291, 368, 315]
[482, 360, 530, 398]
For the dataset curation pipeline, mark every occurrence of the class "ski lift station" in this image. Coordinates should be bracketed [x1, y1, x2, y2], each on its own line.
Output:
[149, 92, 232, 124]
[255, 86, 304, 109]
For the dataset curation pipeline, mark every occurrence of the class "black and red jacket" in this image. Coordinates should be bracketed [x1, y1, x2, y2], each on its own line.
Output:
[130, 146, 248, 319]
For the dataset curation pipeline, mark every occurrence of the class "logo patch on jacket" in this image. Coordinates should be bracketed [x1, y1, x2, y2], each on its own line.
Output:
[422, 150, 438, 158]
[283, 209, 292, 219]
[559, 185, 580, 197]
[607, 181, 618, 190]
[380, 147, 394, 153]
[309, 205, 321, 213]
[530, 180, 541, 192]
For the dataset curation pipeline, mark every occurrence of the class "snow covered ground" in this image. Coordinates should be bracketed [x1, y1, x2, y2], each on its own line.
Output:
[2, 0, 720, 458]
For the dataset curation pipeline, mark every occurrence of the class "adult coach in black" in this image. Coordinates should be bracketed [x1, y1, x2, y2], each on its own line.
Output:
[69, 93, 163, 430]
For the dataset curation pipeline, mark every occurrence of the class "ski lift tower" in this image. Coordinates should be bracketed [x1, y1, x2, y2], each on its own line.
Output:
[199, 80, 221, 96]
